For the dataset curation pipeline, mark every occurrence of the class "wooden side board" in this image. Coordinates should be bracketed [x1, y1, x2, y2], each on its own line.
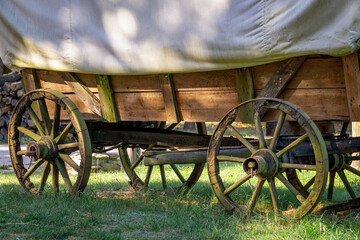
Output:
[25, 55, 351, 122]
[342, 52, 360, 121]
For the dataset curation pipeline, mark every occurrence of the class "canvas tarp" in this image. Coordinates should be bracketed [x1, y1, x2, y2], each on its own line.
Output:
[0, 0, 360, 75]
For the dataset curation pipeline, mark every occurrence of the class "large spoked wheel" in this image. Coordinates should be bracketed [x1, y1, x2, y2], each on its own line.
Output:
[288, 153, 360, 202]
[119, 148, 204, 192]
[207, 98, 328, 218]
[119, 122, 205, 192]
[8, 89, 92, 196]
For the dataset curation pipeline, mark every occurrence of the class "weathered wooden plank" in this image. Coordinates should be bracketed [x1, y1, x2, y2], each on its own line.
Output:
[253, 57, 345, 90]
[161, 74, 181, 123]
[236, 68, 254, 123]
[111, 74, 162, 92]
[261, 89, 349, 121]
[254, 56, 306, 115]
[45, 95, 101, 121]
[266, 120, 336, 136]
[58, 72, 102, 116]
[177, 90, 239, 121]
[342, 52, 360, 121]
[96, 75, 119, 122]
[38, 71, 98, 93]
[114, 92, 166, 121]
[173, 69, 237, 92]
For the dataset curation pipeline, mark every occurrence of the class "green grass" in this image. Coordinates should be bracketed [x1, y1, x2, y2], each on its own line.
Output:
[0, 165, 359, 240]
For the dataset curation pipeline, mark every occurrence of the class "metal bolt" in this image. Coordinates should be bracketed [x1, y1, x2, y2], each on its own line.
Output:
[248, 162, 256, 168]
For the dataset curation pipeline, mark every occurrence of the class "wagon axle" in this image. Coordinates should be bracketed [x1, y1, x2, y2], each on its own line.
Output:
[25, 136, 58, 161]
[243, 149, 279, 179]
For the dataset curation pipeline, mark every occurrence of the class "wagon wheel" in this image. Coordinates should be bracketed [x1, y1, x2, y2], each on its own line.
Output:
[290, 153, 360, 202]
[8, 89, 92, 196]
[119, 122, 205, 192]
[207, 98, 328, 218]
[286, 121, 360, 203]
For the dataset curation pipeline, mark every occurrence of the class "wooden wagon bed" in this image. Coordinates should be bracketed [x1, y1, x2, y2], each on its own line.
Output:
[21, 53, 360, 125]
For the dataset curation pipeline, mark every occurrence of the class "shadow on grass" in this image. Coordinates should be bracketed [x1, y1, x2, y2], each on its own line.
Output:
[0, 171, 360, 239]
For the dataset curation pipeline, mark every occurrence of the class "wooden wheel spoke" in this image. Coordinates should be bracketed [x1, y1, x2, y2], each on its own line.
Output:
[276, 172, 306, 203]
[344, 164, 360, 177]
[216, 155, 246, 163]
[269, 111, 286, 151]
[276, 134, 308, 158]
[303, 176, 315, 191]
[55, 122, 73, 143]
[23, 159, 44, 181]
[227, 125, 256, 153]
[51, 103, 61, 138]
[279, 163, 316, 171]
[57, 142, 79, 151]
[254, 112, 266, 149]
[38, 99, 52, 135]
[248, 178, 265, 213]
[26, 106, 46, 136]
[17, 150, 27, 156]
[58, 153, 80, 172]
[17, 126, 41, 141]
[159, 165, 167, 189]
[130, 156, 145, 171]
[54, 158, 72, 191]
[170, 164, 185, 183]
[144, 166, 153, 187]
[130, 144, 154, 171]
[327, 171, 336, 201]
[268, 178, 280, 214]
[224, 174, 251, 195]
[23, 158, 45, 181]
[38, 162, 51, 193]
[337, 169, 356, 199]
[51, 163, 59, 194]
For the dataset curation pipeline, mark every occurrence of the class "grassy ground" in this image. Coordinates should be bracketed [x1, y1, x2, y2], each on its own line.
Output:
[0, 165, 359, 240]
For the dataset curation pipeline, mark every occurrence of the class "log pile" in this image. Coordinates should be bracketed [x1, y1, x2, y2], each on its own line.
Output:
[0, 71, 29, 141]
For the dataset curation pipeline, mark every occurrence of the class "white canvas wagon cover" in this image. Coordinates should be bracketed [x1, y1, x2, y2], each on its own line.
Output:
[0, 0, 360, 75]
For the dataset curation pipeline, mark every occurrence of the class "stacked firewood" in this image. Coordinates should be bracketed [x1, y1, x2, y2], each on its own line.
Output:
[0, 70, 30, 141]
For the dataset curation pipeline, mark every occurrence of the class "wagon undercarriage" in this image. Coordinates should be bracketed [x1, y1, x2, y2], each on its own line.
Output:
[4, 52, 360, 218]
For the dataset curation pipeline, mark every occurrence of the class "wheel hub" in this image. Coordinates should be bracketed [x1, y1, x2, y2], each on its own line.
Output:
[329, 154, 348, 171]
[243, 149, 279, 178]
[25, 136, 58, 161]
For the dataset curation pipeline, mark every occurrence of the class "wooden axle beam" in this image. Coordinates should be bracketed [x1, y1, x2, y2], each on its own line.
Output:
[287, 136, 360, 157]
[143, 148, 251, 166]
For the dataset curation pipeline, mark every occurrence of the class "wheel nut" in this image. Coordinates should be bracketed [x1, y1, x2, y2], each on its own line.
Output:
[248, 162, 256, 168]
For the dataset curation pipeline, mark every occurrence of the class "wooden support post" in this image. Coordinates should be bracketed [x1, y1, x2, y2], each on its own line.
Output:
[161, 74, 181, 123]
[196, 122, 207, 135]
[343, 52, 360, 169]
[352, 122, 360, 169]
[21, 69, 42, 120]
[236, 68, 254, 123]
[254, 56, 306, 118]
[59, 72, 102, 117]
[96, 75, 119, 122]
[342, 52, 360, 121]
[21, 69, 37, 93]
[32, 69, 41, 89]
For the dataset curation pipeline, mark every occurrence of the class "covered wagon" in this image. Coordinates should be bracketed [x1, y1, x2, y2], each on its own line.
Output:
[1, 0, 360, 218]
